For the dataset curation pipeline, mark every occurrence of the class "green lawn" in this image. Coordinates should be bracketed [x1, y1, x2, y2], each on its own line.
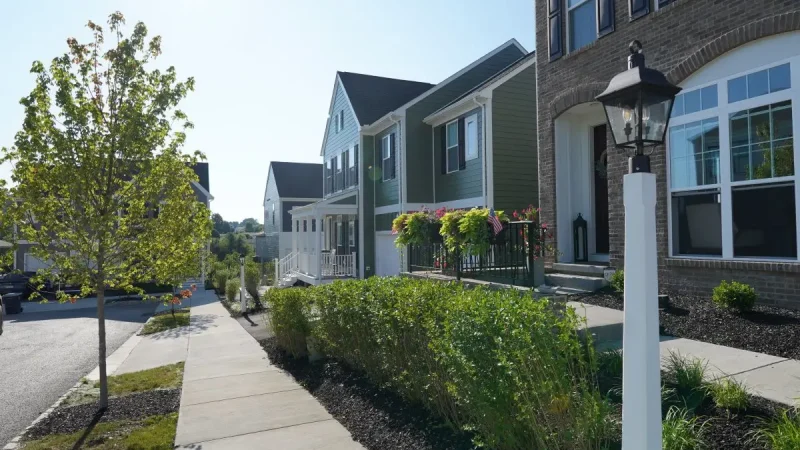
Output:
[101, 362, 184, 396]
[21, 413, 178, 450]
[140, 310, 190, 335]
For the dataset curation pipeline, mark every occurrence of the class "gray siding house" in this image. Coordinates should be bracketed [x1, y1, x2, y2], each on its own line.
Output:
[263, 161, 323, 261]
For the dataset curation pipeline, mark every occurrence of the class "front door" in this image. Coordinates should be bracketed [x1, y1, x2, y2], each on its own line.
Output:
[593, 125, 610, 255]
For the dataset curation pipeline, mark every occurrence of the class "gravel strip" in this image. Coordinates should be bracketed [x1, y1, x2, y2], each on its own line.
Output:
[260, 338, 477, 450]
[24, 388, 180, 439]
[574, 288, 800, 360]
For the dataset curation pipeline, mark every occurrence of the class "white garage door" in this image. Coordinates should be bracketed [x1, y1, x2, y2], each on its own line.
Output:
[375, 233, 402, 277]
[24, 253, 52, 272]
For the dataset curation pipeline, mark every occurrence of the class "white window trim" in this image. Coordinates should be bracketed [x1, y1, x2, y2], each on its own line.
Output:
[465, 114, 479, 161]
[566, 0, 597, 54]
[666, 55, 800, 262]
[382, 134, 392, 181]
[445, 119, 460, 174]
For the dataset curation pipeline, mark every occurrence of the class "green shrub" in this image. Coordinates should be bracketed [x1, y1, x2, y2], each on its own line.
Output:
[708, 378, 749, 412]
[609, 269, 624, 293]
[225, 279, 240, 303]
[214, 269, 229, 292]
[749, 409, 800, 450]
[265, 288, 312, 358]
[245, 262, 260, 300]
[712, 280, 757, 312]
[662, 406, 707, 450]
[274, 277, 614, 450]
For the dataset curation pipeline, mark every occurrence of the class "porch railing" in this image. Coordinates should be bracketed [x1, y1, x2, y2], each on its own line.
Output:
[408, 221, 545, 287]
[321, 252, 357, 278]
[276, 251, 298, 285]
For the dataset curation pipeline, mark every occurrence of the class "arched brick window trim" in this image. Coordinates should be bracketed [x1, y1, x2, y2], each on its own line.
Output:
[667, 11, 800, 85]
[548, 82, 608, 120]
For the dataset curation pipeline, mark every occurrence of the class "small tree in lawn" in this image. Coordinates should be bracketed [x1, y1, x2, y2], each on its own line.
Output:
[0, 12, 211, 409]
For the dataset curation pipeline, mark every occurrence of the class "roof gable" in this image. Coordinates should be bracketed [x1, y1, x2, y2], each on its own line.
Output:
[269, 162, 323, 199]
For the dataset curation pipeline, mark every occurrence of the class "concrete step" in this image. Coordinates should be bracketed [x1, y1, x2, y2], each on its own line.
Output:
[550, 262, 608, 277]
[545, 273, 607, 292]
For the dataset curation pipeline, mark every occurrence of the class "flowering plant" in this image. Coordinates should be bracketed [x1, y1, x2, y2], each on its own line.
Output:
[393, 208, 440, 247]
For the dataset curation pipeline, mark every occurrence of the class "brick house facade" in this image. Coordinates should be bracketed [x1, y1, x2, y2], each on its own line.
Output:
[535, 0, 800, 307]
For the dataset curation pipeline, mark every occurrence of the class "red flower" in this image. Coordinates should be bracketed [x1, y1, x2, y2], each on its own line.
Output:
[434, 260, 440, 268]
[512, 211, 519, 219]
[69, 296, 78, 304]
[171, 296, 181, 305]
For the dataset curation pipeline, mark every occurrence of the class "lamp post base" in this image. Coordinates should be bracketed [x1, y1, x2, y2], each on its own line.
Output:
[622, 172, 661, 449]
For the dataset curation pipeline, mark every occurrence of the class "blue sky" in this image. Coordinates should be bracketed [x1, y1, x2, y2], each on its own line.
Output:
[0, 0, 535, 222]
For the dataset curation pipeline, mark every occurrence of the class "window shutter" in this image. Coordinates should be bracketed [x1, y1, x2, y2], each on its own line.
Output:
[354, 144, 359, 184]
[597, 0, 614, 36]
[440, 126, 447, 175]
[389, 133, 397, 180]
[458, 118, 466, 170]
[334, 156, 339, 191]
[630, 0, 649, 18]
[344, 150, 349, 187]
[323, 162, 328, 196]
[548, 0, 562, 61]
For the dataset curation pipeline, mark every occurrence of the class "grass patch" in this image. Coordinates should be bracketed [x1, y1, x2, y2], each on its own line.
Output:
[662, 406, 707, 450]
[707, 378, 750, 412]
[21, 413, 177, 450]
[749, 408, 800, 450]
[140, 310, 190, 335]
[101, 362, 184, 396]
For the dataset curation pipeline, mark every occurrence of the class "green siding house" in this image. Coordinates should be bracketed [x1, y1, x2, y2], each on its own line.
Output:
[277, 40, 540, 286]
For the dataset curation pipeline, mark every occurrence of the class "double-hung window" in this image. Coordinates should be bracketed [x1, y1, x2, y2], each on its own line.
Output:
[567, 0, 596, 53]
[446, 120, 460, 173]
[465, 114, 478, 161]
[668, 58, 798, 261]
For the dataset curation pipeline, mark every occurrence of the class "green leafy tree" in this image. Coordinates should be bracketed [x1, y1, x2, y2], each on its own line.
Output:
[0, 13, 211, 409]
[241, 217, 263, 233]
[212, 213, 232, 234]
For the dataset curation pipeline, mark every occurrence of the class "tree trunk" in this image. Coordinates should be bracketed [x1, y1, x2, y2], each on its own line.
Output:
[97, 283, 109, 410]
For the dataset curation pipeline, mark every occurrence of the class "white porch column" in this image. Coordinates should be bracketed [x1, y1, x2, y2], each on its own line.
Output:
[315, 214, 323, 280]
[622, 172, 661, 450]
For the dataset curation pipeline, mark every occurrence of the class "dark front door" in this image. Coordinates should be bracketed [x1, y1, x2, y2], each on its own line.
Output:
[593, 125, 610, 254]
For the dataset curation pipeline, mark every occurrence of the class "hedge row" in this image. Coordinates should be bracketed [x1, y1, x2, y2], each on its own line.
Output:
[265, 277, 615, 450]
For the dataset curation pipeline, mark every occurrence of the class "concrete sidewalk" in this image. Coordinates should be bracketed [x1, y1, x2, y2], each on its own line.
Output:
[572, 301, 800, 405]
[173, 290, 364, 449]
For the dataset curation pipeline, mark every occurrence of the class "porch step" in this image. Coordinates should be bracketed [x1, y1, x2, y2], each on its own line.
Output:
[550, 262, 608, 277]
[545, 273, 607, 292]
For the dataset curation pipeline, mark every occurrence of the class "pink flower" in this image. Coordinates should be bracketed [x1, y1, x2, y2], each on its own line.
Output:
[512, 211, 519, 219]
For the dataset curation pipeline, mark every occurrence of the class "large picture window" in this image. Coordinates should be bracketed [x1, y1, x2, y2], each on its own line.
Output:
[668, 57, 799, 261]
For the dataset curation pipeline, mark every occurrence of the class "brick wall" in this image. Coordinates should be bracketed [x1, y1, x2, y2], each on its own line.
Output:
[535, 0, 800, 305]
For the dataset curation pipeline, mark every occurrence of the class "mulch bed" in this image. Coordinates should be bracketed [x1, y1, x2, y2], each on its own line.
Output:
[695, 395, 782, 450]
[574, 288, 800, 360]
[260, 338, 478, 450]
[25, 389, 180, 439]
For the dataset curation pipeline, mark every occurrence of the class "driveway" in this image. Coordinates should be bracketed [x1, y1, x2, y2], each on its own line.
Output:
[0, 300, 158, 446]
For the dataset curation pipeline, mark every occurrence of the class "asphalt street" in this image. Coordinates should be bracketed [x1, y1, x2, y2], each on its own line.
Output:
[0, 300, 158, 446]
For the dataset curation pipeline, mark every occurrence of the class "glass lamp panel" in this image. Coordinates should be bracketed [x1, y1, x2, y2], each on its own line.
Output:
[604, 102, 638, 147]
[642, 94, 673, 143]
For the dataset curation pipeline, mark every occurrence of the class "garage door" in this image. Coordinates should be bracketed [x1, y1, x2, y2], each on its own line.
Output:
[375, 233, 402, 277]
[24, 253, 52, 272]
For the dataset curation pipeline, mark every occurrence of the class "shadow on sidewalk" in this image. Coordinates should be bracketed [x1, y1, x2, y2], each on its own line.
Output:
[146, 314, 216, 340]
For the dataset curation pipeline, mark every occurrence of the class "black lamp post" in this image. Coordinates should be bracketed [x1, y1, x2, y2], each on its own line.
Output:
[596, 40, 682, 174]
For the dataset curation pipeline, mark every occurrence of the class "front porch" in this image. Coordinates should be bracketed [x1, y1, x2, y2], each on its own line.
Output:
[276, 199, 359, 286]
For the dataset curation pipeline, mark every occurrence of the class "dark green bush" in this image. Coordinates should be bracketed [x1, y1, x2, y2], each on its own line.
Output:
[609, 269, 624, 293]
[270, 277, 614, 450]
[264, 288, 312, 358]
[713, 280, 756, 312]
[214, 269, 229, 293]
[225, 278, 239, 303]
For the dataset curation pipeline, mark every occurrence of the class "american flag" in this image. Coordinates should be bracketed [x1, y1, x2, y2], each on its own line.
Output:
[488, 208, 503, 235]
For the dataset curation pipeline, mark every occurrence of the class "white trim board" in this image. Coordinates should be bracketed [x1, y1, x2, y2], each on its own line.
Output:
[375, 204, 401, 215]
[191, 181, 214, 201]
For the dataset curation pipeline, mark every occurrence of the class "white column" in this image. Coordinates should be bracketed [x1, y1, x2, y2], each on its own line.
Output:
[239, 259, 246, 313]
[622, 172, 661, 450]
[316, 214, 323, 280]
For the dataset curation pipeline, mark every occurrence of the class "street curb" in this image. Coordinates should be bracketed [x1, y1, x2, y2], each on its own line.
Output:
[2, 321, 148, 449]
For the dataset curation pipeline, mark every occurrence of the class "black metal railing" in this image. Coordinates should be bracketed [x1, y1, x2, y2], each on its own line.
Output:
[408, 221, 545, 287]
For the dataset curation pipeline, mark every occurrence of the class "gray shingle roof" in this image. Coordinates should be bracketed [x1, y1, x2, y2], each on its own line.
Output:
[270, 162, 323, 199]
[429, 52, 536, 118]
[338, 72, 434, 125]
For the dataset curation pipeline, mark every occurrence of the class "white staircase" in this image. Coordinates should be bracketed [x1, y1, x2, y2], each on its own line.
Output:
[275, 252, 299, 288]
